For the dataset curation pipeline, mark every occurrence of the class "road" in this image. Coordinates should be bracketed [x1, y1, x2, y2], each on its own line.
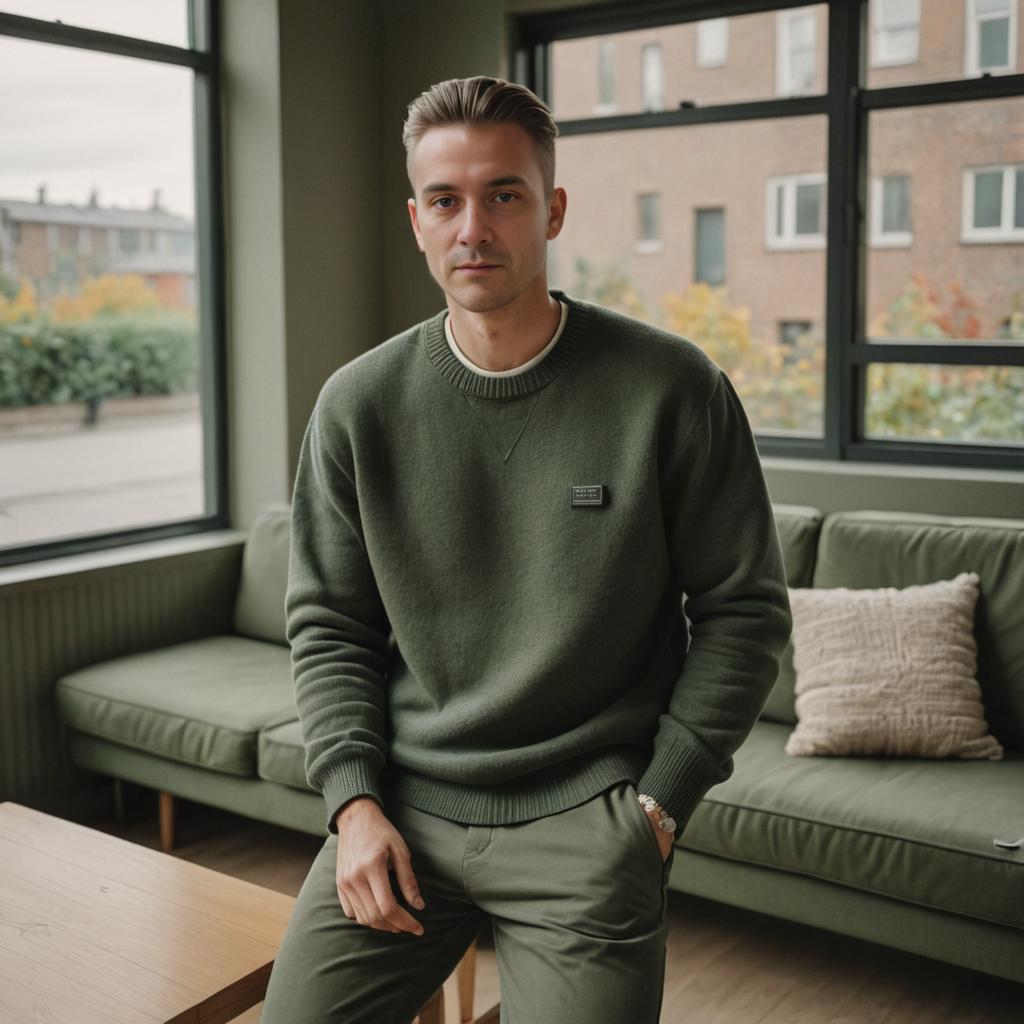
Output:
[0, 412, 204, 550]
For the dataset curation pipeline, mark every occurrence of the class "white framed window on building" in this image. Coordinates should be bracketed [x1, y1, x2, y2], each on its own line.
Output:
[696, 17, 728, 68]
[642, 43, 664, 111]
[118, 227, 141, 254]
[635, 192, 662, 253]
[779, 320, 813, 348]
[870, 0, 920, 67]
[776, 8, 817, 96]
[766, 174, 827, 249]
[965, 0, 1017, 76]
[962, 164, 1024, 242]
[596, 38, 616, 113]
[76, 226, 92, 255]
[695, 207, 726, 285]
[870, 175, 913, 246]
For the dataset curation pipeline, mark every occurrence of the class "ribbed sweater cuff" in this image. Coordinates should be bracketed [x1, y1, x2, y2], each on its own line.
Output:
[318, 759, 383, 836]
[637, 739, 731, 838]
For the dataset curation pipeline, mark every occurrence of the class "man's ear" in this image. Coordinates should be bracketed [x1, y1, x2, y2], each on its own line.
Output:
[546, 186, 568, 241]
[407, 197, 425, 253]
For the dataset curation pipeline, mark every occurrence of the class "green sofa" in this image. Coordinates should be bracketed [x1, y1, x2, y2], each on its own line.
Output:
[53, 502, 1024, 983]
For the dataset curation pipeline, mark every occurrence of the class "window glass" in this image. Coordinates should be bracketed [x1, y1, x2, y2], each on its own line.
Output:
[867, 0, 1016, 87]
[865, 364, 1024, 444]
[695, 208, 725, 285]
[778, 10, 817, 96]
[973, 170, 1003, 228]
[642, 43, 664, 111]
[550, 5, 827, 119]
[597, 38, 615, 110]
[795, 181, 823, 234]
[976, 0, 1012, 70]
[881, 176, 910, 232]
[866, 98, 1024, 343]
[0, 0, 189, 48]
[696, 18, 728, 68]
[0, 35, 204, 550]
[870, 0, 921, 66]
[637, 193, 661, 242]
[551, 116, 827, 436]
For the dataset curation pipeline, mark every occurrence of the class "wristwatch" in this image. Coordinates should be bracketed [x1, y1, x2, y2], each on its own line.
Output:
[637, 792, 677, 834]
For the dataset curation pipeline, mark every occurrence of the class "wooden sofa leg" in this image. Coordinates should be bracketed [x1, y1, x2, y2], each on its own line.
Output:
[457, 938, 477, 1022]
[112, 778, 125, 821]
[158, 791, 175, 853]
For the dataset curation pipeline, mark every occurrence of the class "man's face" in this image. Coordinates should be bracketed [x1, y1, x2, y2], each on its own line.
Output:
[407, 121, 567, 314]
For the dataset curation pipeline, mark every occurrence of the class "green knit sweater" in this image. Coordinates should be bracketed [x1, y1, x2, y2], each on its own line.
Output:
[285, 288, 792, 836]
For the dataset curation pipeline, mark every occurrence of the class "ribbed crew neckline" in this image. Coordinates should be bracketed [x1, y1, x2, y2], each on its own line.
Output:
[444, 299, 568, 378]
[424, 288, 590, 400]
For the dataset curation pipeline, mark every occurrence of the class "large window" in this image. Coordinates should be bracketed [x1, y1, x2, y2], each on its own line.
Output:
[0, 2, 225, 566]
[523, 0, 1024, 468]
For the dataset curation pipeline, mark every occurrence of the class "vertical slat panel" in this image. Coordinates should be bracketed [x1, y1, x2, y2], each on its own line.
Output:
[0, 541, 245, 814]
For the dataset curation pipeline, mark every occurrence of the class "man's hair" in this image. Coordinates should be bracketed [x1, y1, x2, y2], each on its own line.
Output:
[402, 76, 558, 197]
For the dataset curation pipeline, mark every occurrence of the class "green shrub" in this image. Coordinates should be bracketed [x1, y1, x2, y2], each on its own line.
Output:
[0, 313, 198, 407]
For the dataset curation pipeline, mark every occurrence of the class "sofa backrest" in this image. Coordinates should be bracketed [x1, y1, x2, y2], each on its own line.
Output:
[233, 503, 292, 646]
[811, 510, 1024, 749]
[759, 504, 824, 725]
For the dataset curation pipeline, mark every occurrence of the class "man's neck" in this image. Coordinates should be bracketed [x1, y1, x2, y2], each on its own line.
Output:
[447, 284, 562, 373]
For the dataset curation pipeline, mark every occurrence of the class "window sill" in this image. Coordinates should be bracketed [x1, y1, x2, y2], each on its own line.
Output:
[762, 454, 1024, 519]
[0, 528, 247, 588]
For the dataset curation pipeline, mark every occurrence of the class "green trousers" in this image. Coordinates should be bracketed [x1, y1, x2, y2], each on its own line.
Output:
[260, 780, 676, 1023]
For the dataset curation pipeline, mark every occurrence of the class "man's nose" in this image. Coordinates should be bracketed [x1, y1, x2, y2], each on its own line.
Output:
[456, 200, 494, 247]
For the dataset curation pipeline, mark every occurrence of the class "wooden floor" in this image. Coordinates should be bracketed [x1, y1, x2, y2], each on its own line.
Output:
[91, 791, 1022, 1024]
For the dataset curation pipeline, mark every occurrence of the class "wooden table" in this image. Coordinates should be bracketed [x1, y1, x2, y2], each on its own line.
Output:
[0, 801, 296, 1023]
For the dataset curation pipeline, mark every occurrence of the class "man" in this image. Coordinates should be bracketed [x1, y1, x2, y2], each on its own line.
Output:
[261, 76, 792, 1023]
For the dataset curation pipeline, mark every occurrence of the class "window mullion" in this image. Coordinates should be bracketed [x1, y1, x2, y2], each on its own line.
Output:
[825, 0, 865, 460]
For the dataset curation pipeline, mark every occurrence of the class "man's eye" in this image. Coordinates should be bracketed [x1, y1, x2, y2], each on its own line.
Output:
[434, 197, 455, 208]
[494, 192, 516, 203]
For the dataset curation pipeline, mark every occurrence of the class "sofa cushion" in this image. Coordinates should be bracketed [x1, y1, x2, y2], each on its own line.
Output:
[258, 717, 314, 792]
[55, 635, 296, 776]
[813, 510, 1024, 749]
[684, 720, 1024, 930]
[785, 572, 1004, 759]
[233, 503, 292, 646]
[760, 504, 823, 725]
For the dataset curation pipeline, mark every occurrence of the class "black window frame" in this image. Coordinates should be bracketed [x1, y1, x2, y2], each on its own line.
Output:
[0, 2, 228, 568]
[514, 0, 1024, 471]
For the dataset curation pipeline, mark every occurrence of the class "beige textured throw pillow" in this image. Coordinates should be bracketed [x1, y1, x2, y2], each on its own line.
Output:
[785, 572, 1004, 759]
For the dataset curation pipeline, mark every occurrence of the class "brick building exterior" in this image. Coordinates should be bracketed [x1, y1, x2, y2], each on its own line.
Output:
[0, 186, 195, 311]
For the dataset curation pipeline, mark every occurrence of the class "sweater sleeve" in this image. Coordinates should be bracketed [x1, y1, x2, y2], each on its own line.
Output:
[285, 394, 392, 835]
[637, 369, 793, 835]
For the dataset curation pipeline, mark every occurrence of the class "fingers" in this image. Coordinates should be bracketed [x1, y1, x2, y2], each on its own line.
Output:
[393, 850, 427, 911]
[336, 848, 424, 935]
[367, 865, 424, 936]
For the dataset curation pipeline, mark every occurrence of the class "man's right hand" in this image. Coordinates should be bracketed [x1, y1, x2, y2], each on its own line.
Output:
[334, 796, 427, 936]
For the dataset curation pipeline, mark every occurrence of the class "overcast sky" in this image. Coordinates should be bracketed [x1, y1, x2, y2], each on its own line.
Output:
[0, 2, 196, 219]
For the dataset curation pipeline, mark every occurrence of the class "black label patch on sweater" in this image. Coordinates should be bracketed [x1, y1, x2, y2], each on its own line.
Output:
[570, 484, 606, 507]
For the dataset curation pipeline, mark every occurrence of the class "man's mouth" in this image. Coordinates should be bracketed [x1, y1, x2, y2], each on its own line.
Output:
[456, 263, 501, 272]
